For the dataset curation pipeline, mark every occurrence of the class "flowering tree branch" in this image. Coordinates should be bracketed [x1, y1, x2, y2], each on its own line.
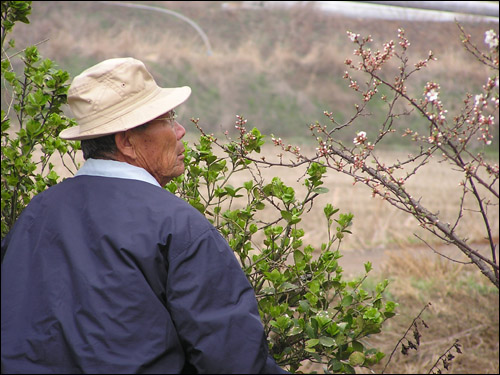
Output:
[231, 24, 499, 288]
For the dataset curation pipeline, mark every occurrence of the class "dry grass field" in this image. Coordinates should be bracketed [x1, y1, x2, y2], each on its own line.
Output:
[299, 246, 499, 374]
[5, 1, 499, 373]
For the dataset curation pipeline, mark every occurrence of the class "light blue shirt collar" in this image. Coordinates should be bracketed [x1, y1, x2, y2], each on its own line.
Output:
[75, 158, 161, 188]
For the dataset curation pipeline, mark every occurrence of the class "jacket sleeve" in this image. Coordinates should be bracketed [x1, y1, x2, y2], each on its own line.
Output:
[165, 226, 288, 374]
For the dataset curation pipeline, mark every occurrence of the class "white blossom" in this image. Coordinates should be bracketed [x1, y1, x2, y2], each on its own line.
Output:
[475, 94, 485, 106]
[353, 131, 367, 145]
[485, 30, 499, 49]
[426, 89, 439, 102]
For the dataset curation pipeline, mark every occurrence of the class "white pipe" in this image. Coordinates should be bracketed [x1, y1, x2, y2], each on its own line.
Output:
[98, 1, 213, 56]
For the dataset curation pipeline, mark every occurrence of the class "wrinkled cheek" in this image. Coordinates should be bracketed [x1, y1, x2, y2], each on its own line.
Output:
[164, 154, 184, 177]
[174, 158, 186, 174]
[176, 164, 186, 176]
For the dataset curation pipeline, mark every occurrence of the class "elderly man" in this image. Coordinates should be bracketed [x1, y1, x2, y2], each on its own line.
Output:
[1, 57, 287, 374]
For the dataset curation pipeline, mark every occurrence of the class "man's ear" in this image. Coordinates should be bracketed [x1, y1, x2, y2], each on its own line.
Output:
[114, 131, 137, 160]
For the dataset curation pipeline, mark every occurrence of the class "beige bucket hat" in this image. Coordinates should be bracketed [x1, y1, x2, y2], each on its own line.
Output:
[59, 57, 191, 140]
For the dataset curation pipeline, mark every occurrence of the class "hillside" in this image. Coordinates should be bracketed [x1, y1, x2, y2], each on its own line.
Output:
[7, 1, 499, 149]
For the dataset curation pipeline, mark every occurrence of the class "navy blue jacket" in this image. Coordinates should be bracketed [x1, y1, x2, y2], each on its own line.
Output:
[1, 175, 286, 374]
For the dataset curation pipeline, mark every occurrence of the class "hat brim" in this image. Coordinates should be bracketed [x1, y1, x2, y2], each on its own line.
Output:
[59, 86, 191, 140]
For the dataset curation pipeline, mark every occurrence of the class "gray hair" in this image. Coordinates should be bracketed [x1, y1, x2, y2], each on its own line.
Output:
[80, 122, 151, 160]
[80, 134, 118, 160]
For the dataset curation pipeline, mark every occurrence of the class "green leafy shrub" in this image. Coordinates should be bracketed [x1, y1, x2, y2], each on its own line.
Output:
[1, 0, 80, 238]
[167, 117, 396, 373]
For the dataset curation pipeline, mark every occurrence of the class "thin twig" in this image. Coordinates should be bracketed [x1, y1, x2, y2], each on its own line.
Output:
[427, 339, 461, 374]
[382, 302, 431, 374]
[1, 38, 49, 61]
[413, 234, 473, 265]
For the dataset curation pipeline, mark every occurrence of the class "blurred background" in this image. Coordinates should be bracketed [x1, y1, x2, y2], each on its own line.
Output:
[7, 1, 499, 150]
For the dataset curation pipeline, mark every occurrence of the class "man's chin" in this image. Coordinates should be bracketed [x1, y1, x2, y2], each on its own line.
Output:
[174, 166, 186, 179]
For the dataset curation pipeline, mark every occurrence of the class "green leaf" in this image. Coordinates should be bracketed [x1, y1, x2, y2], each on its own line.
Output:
[308, 280, 320, 294]
[323, 203, 339, 218]
[287, 325, 303, 336]
[281, 210, 293, 222]
[243, 180, 253, 191]
[255, 201, 265, 210]
[326, 322, 339, 336]
[341, 295, 353, 307]
[385, 301, 398, 313]
[343, 364, 356, 374]
[306, 338, 320, 348]
[272, 315, 292, 331]
[313, 187, 329, 194]
[349, 351, 366, 366]
[188, 199, 206, 213]
[319, 336, 335, 347]
[364, 261, 372, 273]
[352, 340, 364, 352]
[26, 119, 42, 136]
[329, 359, 343, 372]
[363, 307, 382, 323]
[264, 269, 283, 285]
[224, 185, 243, 197]
[1, 118, 11, 132]
[293, 250, 305, 265]
[298, 300, 310, 314]
[2, 70, 16, 82]
[304, 322, 315, 338]
[46, 170, 59, 183]
[210, 160, 226, 172]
